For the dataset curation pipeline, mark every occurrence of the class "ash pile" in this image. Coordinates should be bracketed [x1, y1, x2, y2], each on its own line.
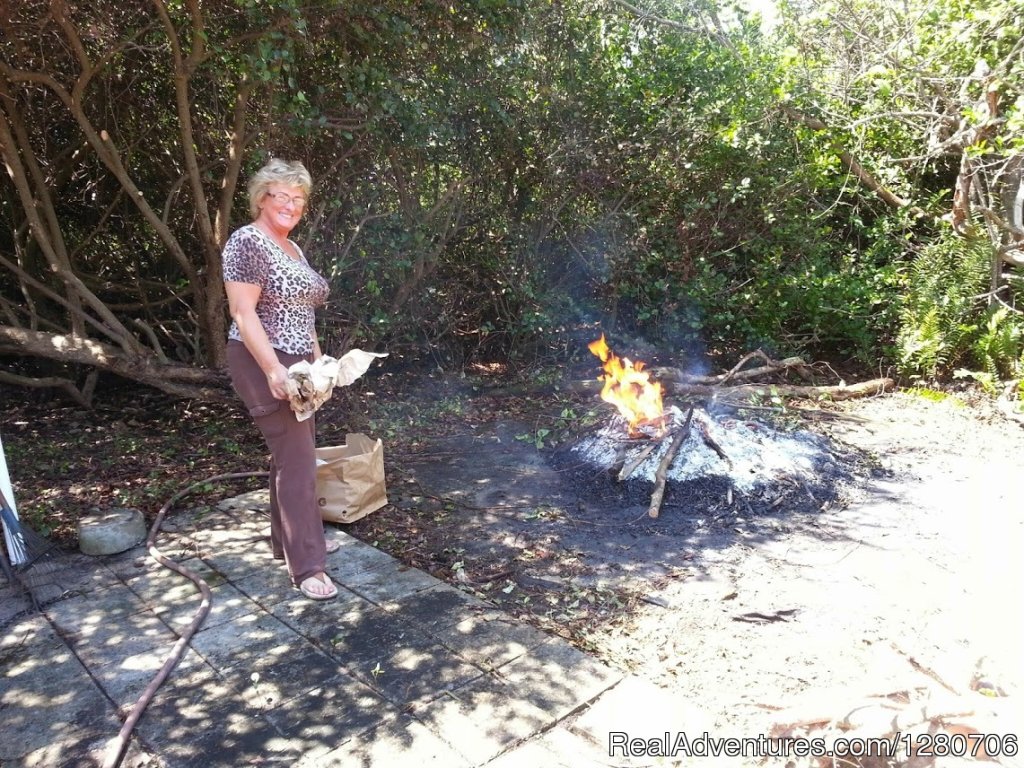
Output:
[566, 403, 855, 521]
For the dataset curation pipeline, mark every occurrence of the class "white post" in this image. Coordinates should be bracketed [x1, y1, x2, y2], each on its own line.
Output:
[0, 430, 25, 565]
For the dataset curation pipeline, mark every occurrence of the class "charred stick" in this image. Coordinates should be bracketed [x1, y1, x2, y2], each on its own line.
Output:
[609, 443, 629, 479]
[617, 440, 660, 482]
[696, 420, 732, 468]
[648, 406, 694, 519]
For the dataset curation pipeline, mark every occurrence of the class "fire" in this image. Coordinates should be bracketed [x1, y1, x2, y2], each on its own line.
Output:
[588, 334, 665, 436]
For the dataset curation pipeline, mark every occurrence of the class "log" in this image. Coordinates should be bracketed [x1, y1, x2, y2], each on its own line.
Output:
[568, 377, 895, 403]
[649, 406, 693, 519]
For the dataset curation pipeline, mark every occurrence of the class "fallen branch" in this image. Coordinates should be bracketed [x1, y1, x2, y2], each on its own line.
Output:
[0, 369, 96, 407]
[0, 325, 231, 401]
[663, 377, 895, 402]
[649, 406, 693, 519]
[654, 350, 813, 385]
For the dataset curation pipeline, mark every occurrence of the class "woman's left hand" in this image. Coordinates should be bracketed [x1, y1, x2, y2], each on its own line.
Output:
[265, 363, 292, 400]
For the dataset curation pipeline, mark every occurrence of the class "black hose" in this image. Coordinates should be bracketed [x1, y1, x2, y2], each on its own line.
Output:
[102, 471, 268, 768]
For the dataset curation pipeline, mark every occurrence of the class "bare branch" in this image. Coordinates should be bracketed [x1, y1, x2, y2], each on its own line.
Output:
[132, 319, 170, 363]
[0, 62, 199, 281]
[216, 76, 254, 248]
[0, 251, 123, 340]
[152, 0, 215, 252]
[0, 369, 93, 408]
[0, 91, 143, 351]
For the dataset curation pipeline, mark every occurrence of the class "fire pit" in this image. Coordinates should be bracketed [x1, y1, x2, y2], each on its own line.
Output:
[555, 336, 855, 522]
[571, 405, 840, 503]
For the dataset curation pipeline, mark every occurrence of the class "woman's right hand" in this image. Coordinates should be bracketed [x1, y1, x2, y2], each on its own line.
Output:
[265, 363, 292, 400]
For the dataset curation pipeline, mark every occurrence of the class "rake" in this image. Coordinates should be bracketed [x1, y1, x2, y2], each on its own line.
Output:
[1, 487, 58, 610]
[1, 487, 53, 564]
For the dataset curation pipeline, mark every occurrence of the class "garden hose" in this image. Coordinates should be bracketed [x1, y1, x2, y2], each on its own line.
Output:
[102, 470, 268, 768]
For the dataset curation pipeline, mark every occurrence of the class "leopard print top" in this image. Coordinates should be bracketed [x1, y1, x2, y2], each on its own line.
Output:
[223, 224, 329, 355]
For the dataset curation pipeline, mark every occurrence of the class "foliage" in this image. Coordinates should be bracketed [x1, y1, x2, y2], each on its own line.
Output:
[1, 0, 1022, 405]
[954, 305, 1024, 392]
[775, 0, 1024, 372]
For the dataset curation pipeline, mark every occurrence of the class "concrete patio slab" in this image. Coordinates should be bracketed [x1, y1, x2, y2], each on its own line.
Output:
[1, 502, 707, 768]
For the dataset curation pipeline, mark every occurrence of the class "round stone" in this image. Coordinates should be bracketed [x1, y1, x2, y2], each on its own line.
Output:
[78, 508, 147, 556]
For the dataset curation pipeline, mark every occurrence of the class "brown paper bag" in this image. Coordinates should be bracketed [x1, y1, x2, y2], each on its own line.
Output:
[315, 433, 388, 524]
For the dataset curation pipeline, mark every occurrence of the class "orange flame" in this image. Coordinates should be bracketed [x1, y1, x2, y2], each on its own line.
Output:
[588, 334, 665, 436]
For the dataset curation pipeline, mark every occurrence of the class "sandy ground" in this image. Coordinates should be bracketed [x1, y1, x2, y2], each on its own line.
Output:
[584, 392, 1024, 761]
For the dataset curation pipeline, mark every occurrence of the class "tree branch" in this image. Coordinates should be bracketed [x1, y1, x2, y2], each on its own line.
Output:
[780, 104, 926, 216]
[0, 64, 199, 282]
[0, 90, 143, 352]
[153, 0, 215, 252]
[608, 0, 729, 48]
[0, 369, 94, 408]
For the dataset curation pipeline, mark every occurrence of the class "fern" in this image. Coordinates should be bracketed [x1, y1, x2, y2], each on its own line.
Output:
[972, 307, 1023, 380]
[897, 307, 947, 376]
[897, 233, 993, 378]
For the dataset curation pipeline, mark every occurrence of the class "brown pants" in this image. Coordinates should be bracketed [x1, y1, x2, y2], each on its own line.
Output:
[227, 340, 325, 586]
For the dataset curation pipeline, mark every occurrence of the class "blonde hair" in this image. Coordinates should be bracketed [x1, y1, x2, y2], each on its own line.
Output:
[247, 159, 313, 218]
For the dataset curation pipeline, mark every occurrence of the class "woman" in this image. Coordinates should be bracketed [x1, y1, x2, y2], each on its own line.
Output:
[223, 158, 339, 600]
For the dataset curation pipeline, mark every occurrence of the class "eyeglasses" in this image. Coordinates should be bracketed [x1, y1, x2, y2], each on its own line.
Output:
[266, 191, 307, 207]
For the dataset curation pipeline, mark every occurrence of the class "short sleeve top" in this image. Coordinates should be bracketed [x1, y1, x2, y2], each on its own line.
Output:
[222, 224, 329, 355]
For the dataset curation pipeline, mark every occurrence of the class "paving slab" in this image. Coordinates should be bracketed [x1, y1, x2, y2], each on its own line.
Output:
[0, 615, 113, 760]
[263, 674, 402, 760]
[381, 582, 490, 629]
[187, 611, 305, 672]
[492, 637, 624, 720]
[295, 713, 473, 768]
[0, 502, 711, 768]
[341, 559, 444, 603]
[0, 580, 33, 624]
[425, 608, 549, 669]
[408, 669, 558, 764]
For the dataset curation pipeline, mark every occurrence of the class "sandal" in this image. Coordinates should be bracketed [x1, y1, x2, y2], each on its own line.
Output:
[298, 573, 338, 601]
[325, 538, 341, 555]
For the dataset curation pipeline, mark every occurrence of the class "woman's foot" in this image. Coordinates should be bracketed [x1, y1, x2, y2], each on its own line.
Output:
[325, 538, 341, 554]
[298, 573, 337, 600]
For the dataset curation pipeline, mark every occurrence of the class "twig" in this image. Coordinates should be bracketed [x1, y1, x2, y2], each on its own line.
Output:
[716, 349, 773, 385]
[890, 642, 960, 695]
[648, 406, 693, 519]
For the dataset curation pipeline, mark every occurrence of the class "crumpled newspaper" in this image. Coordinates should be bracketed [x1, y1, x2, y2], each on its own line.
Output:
[285, 349, 388, 421]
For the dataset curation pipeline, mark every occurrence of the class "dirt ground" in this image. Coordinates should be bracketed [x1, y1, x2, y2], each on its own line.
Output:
[353, 377, 1024, 761]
